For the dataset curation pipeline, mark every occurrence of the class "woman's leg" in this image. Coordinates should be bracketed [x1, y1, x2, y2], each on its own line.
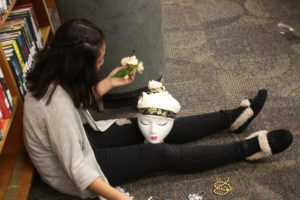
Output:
[85, 89, 267, 147]
[165, 89, 268, 144]
[94, 129, 292, 186]
[84, 118, 144, 148]
[95, 141, 248, 186]
[165, 111, 233, 144]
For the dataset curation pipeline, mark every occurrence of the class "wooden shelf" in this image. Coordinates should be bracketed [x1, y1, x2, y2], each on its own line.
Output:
[0, 152, 34, 200]
[41, 25, 51, 45]
[46, 0, 56, 8]
[0, 153, 17, 200]
[0, 96, 19, 154]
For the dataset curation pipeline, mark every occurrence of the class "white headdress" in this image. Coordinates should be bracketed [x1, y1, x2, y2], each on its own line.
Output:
[137, 80, 181, 118]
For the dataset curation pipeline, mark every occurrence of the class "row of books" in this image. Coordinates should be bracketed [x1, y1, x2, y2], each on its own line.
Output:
[0, 0, 13, 142]
[0, 0, 13, 20]
[0, 3, 43, 98]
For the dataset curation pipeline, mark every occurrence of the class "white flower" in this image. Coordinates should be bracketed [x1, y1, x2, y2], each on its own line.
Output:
[127, 55, 139, 65]
[137, 61, 144, 73]
[121, 55, 138, 66]
[148, 80, 162, 89]
[121, 56, 130, 66]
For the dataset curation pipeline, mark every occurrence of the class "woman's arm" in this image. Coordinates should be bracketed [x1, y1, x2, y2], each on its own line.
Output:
[94, 66, 135, 99]
[88, 178, 132, 200]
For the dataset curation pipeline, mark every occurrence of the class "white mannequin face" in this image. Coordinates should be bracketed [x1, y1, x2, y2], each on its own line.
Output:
[137, 114, 174, 144]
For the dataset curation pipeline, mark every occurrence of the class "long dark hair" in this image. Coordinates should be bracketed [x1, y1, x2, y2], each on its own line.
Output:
[26, 18, 105, 108]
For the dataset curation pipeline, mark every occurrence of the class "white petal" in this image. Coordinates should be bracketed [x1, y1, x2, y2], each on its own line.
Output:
[121, 57, 130, 65]
[124, 75, 129, 80]
[127, 55, 139, 65]
[148, 80, 162, 89]
[137, 62, 144, 72]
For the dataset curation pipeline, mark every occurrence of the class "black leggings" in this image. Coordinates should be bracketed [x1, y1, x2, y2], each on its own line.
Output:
[84, 110, 251, 186]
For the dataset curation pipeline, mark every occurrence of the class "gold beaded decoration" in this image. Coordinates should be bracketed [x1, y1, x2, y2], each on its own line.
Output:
[213, 178, 232, 196]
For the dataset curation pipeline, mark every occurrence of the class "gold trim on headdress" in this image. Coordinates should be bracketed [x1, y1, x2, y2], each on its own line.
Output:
[146, 87, 165, 94]
[138, 108, 176, 119]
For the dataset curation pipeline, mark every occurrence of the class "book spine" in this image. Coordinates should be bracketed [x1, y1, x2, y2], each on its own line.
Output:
[7, 59, 20, 88]
[28, 9, 42, 49]
[12, 40, 26, 70]
[16, 35, 28, 63]
[10, 52, 26, 96]
[0, 83, 11, 119]
[0, 111, 4, 129]
[0, 66, 13, 112]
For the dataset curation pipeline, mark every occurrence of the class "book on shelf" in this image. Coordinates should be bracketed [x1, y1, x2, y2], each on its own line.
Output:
[0, 82, 12, 119]
[0, 66, 13, 112]
[0, 110, 3, 128]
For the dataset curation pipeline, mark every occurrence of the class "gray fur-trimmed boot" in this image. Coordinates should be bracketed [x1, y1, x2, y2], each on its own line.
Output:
[245, 129, 293, 160]
[230, 89, 268, 133]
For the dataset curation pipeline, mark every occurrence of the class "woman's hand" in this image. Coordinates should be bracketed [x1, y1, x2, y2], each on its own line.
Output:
[108, 66, 136, 88]
[88, 177, 133, 200]
[94, 66, 136, 98]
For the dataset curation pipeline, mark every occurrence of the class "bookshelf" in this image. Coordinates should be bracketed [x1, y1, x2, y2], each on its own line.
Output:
[0, 0, 54, 199]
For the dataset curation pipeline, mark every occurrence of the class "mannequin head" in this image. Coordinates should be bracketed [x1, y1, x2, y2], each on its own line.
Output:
[137, 80, 181, 143]
[137, 114, 174, 143]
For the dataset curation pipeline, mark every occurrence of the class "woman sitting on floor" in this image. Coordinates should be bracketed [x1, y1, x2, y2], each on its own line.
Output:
[23, 19, 293, 200]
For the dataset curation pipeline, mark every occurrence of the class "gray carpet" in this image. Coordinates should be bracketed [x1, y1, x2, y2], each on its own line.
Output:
[29, 0, 300, 199]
